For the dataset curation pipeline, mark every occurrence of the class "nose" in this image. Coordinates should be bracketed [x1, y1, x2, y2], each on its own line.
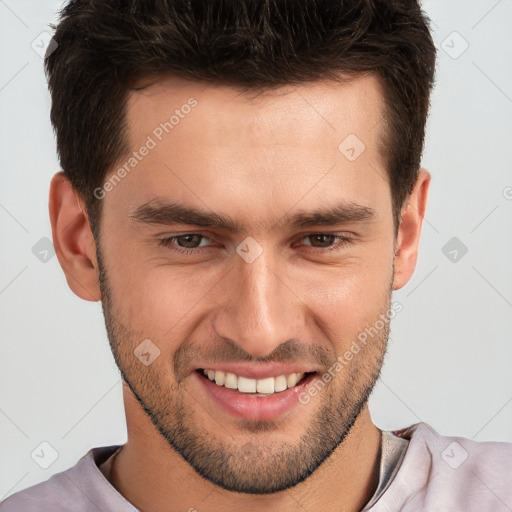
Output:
[212, 246, 304, 357]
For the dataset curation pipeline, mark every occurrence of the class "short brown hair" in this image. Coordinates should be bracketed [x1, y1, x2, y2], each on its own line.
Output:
[45, 0, 436, 238]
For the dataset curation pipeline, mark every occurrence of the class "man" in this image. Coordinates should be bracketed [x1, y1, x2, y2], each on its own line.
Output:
[1, 0, 511, 511]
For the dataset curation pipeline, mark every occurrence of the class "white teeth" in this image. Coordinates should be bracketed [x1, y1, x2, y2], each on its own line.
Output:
[224, 372, 238, 389]
[287, 373, 298, 387]
[202, 369, 307, 395]
[274, 375, 288, 392]
[214, 370, 225, 386]
[256, 377, 274, 394]
[238, 376, 257, 393]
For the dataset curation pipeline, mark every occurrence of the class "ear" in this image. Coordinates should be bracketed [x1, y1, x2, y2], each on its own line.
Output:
[392, 169, 431, 291]
[49, 171, 101, 301]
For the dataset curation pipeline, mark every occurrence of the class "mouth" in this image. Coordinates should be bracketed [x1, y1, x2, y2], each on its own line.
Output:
[194, 367, 319, 421]
[196, 368, 317, 397]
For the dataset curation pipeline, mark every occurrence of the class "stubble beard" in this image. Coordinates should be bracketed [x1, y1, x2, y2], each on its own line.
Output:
[96, 244, 390, 494]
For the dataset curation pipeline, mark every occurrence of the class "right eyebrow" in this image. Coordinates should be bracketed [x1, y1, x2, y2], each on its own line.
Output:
[130, 201, 243, 231]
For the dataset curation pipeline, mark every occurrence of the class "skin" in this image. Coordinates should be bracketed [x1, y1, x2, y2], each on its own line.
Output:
[49, 73, 430, 512]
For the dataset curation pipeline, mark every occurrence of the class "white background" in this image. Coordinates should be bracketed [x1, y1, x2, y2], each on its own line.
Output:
[1, 0, 511, 499]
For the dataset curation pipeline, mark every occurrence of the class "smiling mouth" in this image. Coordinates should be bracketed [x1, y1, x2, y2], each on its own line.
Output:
[197, 368, 316, 396]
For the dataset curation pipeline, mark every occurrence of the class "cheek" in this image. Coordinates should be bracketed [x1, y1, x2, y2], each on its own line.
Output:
[296, 250, 394, 344]
[105, 247, 226, 341]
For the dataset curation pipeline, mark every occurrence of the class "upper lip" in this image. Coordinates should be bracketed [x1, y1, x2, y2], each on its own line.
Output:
[194, 363, 319, 380]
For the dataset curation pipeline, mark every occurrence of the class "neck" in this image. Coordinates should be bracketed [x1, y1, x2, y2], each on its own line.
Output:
[108, 390, 382, 512]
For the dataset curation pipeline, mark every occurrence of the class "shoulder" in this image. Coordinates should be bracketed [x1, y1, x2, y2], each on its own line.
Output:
[406, 422, 512, 475]
[0, 445, 130, 512]
[372, 422, 512, 511]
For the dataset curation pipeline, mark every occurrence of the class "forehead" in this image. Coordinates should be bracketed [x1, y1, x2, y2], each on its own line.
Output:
[126, 74, 386, 150]
[110, 74, 390, 228]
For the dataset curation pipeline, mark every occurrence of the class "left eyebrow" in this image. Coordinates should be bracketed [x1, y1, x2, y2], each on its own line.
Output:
[283, 204, 375, 229]
[130, 199, 375, 232]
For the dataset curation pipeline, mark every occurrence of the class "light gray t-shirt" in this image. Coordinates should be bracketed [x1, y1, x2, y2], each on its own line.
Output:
[1, 422, 511, 511]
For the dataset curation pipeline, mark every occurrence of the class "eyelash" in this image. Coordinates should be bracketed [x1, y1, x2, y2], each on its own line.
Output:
[158, 233, 355, 255]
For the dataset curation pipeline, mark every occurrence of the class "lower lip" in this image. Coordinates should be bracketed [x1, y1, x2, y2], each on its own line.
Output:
[194, 371, 318, 422]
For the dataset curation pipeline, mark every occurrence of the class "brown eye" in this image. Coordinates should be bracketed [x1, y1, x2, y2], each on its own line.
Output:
[158, 234, 212, 253]
[172, 234, 203, 248]
[305, 234, 338, 248]
[298, 233, 355, 253]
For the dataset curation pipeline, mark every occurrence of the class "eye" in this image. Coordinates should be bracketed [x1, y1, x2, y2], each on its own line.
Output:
[158, 234, 213, 254]
[158, 232, 355, 256]
[297, 233, 355, 252]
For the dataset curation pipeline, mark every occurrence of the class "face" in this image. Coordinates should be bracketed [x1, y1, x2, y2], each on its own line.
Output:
[93, 74, 400, 494]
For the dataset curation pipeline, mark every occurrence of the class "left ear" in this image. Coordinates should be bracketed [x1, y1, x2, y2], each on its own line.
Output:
[392, 168, 431, 291]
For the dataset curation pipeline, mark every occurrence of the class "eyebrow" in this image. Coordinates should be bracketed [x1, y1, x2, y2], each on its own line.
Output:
[130, 199, 375, 232]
